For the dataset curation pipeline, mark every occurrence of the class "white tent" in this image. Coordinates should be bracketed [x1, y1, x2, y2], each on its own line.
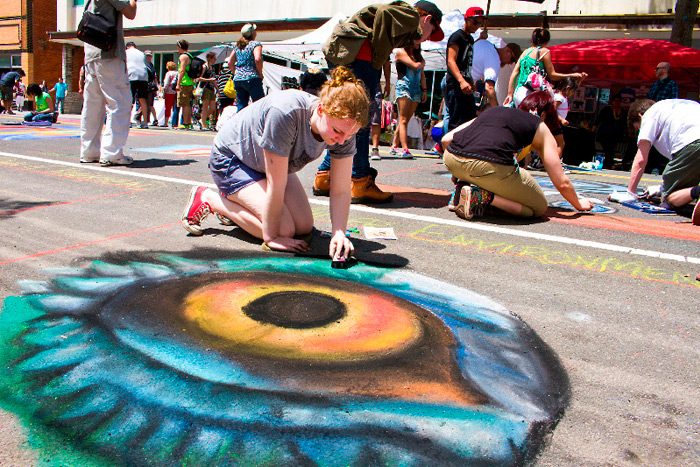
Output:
[259, 13, 347, 67]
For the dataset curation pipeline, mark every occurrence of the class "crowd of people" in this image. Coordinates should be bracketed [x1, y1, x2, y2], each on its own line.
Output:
[5, 0, 697, 261]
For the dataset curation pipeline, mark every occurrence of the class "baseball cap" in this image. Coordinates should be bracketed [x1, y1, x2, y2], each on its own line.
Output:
[144, 50, 153, 56]
[241, 23, 257, 39]
[465, 7, 486, 19]
[414, 1, 444, 42]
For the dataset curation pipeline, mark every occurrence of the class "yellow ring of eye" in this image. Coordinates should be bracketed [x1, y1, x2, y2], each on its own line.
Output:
[182, 276, 423, 363]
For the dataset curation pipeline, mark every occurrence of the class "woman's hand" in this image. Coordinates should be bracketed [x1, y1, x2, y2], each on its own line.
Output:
[266, 236, 310, 253]
[573, 198, 594, 212]
[503, 94, 513, 106]
[329, 231, 354, 260]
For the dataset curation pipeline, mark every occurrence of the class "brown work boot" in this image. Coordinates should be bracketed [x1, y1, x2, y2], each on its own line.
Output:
[312, 170, 330, 196]
[351, 175, 393, 204]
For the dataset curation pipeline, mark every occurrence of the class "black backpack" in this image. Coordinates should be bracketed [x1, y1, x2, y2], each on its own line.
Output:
[186, 53, 204, 80]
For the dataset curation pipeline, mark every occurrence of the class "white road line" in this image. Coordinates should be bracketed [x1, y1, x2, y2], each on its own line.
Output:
[2, 151, 698, 264]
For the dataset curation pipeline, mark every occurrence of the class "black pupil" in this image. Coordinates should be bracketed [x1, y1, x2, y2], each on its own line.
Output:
[242, 291, 347, 329]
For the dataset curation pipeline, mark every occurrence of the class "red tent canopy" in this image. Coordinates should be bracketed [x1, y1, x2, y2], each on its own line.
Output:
[549, 39, 700, 89]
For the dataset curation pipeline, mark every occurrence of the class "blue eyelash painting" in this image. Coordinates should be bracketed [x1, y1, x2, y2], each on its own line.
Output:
[0, 252, 569, 466]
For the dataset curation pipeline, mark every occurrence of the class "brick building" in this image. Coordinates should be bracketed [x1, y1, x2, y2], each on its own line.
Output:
[1, 0, 82, 95]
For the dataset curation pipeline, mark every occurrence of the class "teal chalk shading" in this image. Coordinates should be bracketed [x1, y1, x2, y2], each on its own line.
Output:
[0, 254, 569, 466]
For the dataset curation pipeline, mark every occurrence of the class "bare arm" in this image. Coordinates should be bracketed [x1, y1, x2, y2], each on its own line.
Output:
[447, 44, 472, 95]
[541, 49, 587, 83]
[226, 51, 236, 70]
[253, 44, 263, 78]
[627, 140, 651, 194]
[534, 122, 592, 211]
[503, 55, 522, 105]
[383, 61, 391, 97]
[120, 0, 137, 20]
[394, 48, 423, 71]
[261, 149, 305, 252]
[420, 68, 428, 103]
[328, 156, 354, 260]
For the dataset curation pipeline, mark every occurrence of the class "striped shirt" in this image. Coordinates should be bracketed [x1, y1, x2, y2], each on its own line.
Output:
[216, 67, 232, 98]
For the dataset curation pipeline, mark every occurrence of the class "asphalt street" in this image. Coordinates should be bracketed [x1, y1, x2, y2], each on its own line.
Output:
[0, 113, 698, 466]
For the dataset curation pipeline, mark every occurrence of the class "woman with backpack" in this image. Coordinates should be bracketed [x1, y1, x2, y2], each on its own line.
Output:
[227, 23, 264, 111]
[503, 28, 586, 108]
[197, 51, 218, 130]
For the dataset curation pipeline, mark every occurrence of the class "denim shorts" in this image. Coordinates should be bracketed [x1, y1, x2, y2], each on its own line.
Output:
[209, 149, 265, 196]
[395, 81, 422, 102]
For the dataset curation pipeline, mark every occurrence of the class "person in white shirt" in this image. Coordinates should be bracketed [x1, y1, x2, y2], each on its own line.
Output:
[552, 77, 579, 160]
[125, 41, 150, 129]
[626, 99, 700, 218]
[471, 33, 521, 109]
[80, 0, 137, 166]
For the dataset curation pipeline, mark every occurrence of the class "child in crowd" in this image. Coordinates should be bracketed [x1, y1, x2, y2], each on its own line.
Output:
[181, 67, 369, 259]
[553, 76, 579, 161]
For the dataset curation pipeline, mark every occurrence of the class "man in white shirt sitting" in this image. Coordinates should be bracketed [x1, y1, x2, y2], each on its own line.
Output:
[625, 98, 700, 223]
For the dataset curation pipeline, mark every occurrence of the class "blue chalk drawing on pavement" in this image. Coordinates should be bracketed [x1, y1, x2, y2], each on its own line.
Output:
[0, 254, 570, 466]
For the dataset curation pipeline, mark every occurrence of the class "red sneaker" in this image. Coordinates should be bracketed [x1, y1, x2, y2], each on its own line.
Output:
[181, 186, 211, 235]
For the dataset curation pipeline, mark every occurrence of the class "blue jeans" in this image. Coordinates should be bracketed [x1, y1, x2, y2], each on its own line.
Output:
[444, 86, 476, 132]
[171, 105, 180, 126]
[24, 112, 55, 122]
[234, 78, 265, 112]
[56, 97, 65, 113]
[317, 59, 380, 178]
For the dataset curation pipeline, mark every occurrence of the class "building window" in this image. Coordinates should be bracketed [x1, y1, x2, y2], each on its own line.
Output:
[11, 55, 21, 68]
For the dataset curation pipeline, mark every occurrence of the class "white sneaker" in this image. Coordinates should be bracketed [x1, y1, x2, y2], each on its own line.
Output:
[100, 155, 134, 166]
[370, 148, 381, 160]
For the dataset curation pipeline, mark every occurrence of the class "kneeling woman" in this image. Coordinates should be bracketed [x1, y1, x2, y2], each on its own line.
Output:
[442, 91, 592, 219]
[182, 67, 368, 258]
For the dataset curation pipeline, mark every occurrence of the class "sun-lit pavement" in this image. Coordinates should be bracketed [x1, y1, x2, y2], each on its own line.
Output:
[0, 112, 698, 466]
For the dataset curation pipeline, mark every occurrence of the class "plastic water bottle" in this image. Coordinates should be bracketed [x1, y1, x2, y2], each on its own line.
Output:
[594, 154, 604, 170]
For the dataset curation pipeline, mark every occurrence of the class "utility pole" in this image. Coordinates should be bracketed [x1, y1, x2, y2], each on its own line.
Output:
[670, 0, 699, 46]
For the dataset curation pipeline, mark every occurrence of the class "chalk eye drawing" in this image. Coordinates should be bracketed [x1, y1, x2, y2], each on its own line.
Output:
[0, 253, 569, 466]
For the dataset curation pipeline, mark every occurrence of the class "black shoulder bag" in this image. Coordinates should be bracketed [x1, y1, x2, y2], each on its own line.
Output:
[77, 0, 117, 51]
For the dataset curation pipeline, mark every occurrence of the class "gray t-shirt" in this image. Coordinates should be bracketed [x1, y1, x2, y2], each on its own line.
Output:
[212, 90, 355, 174]
[83, 0, 129, 63]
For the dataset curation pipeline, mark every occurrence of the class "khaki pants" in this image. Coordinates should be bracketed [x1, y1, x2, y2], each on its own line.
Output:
[663, 139, 700, 197]
[444, 150, 548, 217]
